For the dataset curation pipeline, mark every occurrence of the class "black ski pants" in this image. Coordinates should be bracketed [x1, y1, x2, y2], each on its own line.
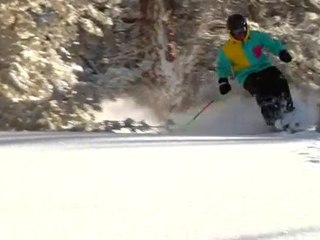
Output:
[243, 66, 294, 125]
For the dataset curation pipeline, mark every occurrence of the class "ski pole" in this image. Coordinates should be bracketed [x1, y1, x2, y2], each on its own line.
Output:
[186, 99, 215, 126]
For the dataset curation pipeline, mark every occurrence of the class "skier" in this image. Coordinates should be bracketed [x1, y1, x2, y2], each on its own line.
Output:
[216, 13, 294, 128]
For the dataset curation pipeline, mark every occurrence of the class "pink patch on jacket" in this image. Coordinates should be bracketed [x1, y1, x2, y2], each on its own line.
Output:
[253, 45, 263, 58]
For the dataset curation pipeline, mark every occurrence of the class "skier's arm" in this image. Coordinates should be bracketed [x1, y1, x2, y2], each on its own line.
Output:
[258, 31, 286, 56]
[216, 48, 232, 78]
[215, 48, 232, 95]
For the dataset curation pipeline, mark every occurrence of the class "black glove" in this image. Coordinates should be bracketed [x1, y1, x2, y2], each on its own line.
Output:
[218, 78, 231, 95]
[279, 50, 292, 63]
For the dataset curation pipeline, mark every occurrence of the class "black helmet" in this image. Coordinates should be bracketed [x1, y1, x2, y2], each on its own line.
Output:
[227, 14, 247, 33]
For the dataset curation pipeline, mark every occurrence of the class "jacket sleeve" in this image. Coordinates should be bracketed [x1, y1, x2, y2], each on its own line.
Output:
[258, 31, 286, 56]
[216, 48, 232, 79]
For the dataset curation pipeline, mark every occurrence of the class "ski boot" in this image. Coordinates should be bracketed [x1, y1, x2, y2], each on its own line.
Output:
[257, 96, 282, 127]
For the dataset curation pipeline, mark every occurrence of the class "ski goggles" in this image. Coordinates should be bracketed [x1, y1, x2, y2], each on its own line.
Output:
[231, 27, 247, 35]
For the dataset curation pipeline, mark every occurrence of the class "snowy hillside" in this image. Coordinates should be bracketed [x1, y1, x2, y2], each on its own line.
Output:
[0, 0, 319, 131]
[1, 3, 320, 239]
[1, 127, 320, 240]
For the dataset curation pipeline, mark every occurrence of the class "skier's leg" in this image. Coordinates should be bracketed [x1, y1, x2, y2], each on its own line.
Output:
[261, 66, 294, 113]
[243, 72, 258, 96]
[243, 71, 278, 126]
[277, 70, 294, 113]
[255, 95, 281, 126]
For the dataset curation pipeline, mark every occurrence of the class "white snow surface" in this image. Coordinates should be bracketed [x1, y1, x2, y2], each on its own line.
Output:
[1, 90, 320, 240]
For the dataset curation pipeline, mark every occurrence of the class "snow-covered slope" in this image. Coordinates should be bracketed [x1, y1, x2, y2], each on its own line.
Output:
[1, 129, 320, 240]
[1, 89, 320, 240]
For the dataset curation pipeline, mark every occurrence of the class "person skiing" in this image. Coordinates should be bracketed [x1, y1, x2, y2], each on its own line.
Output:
[216, 13, 294, 127]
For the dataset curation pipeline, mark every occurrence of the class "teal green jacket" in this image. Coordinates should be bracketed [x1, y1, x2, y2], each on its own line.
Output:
[216, 30, 286, 85]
